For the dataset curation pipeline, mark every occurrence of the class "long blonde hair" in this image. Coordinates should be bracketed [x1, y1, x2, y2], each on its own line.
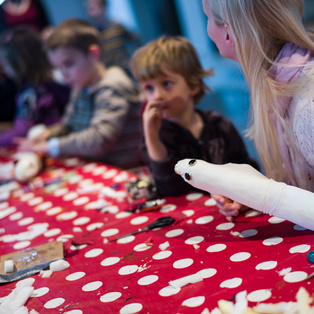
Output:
[205, 0, 314, 181]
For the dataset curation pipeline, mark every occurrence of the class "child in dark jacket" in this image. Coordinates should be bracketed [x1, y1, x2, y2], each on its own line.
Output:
[130, 35, 258, 196]
[0, 26, 69, 147]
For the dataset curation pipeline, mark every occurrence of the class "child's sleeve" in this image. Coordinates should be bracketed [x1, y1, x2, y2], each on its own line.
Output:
[48, 124, 70, 138]
[0, 118, 33, 147]
[142, 147, 197, 196]
[0, 87, 38, 146]
[56, 88, 130, 158]
[141, 134, 206, 196]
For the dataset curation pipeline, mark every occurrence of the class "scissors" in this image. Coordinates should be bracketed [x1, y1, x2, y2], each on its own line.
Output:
[109, 216, 175, 242]
[304, 250, 314, 281]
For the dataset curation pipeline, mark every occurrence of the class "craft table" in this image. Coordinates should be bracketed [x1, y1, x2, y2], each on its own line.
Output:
[0, 148, 313, 313]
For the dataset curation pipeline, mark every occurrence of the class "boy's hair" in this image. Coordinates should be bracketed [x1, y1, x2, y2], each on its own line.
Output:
[130, 35, 213, 104]
[46, 18, 102, 56]
[0, 26, 52, 86]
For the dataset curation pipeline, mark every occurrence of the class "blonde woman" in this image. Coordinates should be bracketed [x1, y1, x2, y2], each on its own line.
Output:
[175, 0, 314, 230]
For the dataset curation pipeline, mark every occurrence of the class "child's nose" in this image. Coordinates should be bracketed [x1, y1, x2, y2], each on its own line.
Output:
[154, 87, 166, 101]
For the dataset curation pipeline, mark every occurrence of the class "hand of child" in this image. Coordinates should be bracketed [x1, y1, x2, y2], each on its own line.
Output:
[14, 128, 51, 150]
[30, 141, 49, 154]
[15, 137, 48, 154]
[30, 129, 52, 143]
[212, 194, 248, 221]
[14, 136, 46, 153]
[13, 137, 32, 151]
[142, 101, 164, 139]
[142, 101, 168, 161]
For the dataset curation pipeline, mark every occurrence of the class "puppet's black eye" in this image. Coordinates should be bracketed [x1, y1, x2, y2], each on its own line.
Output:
[189, 159, 196, 166]
[185, 173, 191, 180]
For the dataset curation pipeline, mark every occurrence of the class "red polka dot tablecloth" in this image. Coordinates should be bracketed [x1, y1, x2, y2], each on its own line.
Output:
[0, 152, 314, 313]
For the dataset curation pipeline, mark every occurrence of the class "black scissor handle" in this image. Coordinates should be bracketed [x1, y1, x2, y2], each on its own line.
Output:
[146, 216, 175, 230]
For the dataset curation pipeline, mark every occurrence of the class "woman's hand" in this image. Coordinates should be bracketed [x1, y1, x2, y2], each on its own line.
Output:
[212, 194, 248, 221]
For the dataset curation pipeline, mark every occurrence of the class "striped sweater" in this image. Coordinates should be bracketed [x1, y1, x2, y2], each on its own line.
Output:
[48, 66, 144, 169]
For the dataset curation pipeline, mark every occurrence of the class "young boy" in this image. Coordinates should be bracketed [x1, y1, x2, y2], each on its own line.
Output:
[130, 35, 258, 196]
[18, 18, 143, 169]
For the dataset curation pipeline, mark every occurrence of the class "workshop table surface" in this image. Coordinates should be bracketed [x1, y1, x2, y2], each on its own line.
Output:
[0, 149, 313, 313]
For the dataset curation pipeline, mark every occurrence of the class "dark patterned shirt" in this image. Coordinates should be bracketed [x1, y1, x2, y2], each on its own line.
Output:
[142, 109, 259, 196]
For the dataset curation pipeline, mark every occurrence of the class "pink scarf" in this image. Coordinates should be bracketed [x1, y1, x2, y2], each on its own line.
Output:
[268, 42, 312, 184]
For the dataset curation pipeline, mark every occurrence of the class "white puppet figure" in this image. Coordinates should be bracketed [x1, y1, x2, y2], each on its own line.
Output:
[14, 151, 43, 183]
[175, 159, 314, 231]
[14, 124, 46, 182]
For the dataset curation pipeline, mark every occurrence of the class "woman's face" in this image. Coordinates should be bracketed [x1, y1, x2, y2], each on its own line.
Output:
[202, 0, 238, 61]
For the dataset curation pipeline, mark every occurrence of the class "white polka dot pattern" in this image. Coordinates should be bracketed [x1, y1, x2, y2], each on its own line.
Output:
[247, 289, 272, 302]
[1, 156, 312, 313]
[82, 281, 103, 291]
[100, 292, 121, 303]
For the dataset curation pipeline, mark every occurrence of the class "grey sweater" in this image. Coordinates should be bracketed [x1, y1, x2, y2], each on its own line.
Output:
[49, 67, 144, 169]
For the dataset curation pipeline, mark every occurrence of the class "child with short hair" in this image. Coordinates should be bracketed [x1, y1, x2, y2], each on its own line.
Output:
[0, 26, 70, 147]
[130, 35, 258, 196]
[18, 18, 143, 169]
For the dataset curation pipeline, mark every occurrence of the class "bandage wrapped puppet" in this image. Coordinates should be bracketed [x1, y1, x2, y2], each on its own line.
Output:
[175, 159, 314, 231]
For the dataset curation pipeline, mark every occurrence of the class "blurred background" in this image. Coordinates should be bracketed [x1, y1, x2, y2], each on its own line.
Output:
[4, 0, 314, 166]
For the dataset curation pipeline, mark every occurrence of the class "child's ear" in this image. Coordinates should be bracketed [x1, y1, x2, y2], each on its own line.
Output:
[190, 85, 200, 96]
[224, 24, 235, 47]
[89, 44, 101, 58]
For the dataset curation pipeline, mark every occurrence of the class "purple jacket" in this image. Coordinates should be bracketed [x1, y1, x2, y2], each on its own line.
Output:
[0, 81, 70, 147]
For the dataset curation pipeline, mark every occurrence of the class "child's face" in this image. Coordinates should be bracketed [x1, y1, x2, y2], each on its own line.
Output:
[86, 0, 105, 20]
[48, 46, 97, 90]
[140, 67, 198, 120]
